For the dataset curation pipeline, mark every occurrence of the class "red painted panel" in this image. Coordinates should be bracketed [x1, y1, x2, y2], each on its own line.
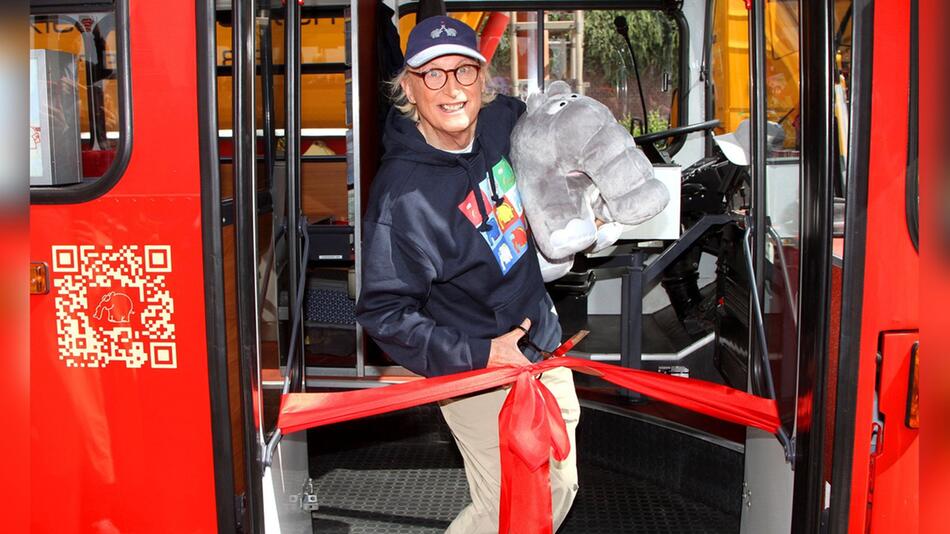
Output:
[29, 1, 218, 532]
[869, 333, 919, 533]
[847, 2, 918, 533]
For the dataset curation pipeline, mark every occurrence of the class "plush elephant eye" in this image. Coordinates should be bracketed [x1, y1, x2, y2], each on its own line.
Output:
[570, 94, 578, 98]
[545, 100, 569, 115]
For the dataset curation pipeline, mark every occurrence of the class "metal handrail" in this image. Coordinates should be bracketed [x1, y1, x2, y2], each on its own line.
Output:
[742, 220, 794, 462]
[264, 217, 309, 467]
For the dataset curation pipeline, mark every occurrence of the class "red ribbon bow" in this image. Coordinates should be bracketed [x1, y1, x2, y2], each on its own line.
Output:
[498, 371, 571, 534]
[278, 358, 780, 533]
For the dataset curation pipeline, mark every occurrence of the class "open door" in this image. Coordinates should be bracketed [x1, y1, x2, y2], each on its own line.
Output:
[715, 0, 841, 530]
[216, 0, 314, 531]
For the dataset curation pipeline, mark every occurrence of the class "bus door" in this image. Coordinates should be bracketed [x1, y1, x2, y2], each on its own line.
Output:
[704, 1, 803, 530]
[212, 0, 310, 531]
[210, 0, 378, 531]
[714, 0, 919, 531]
[29, 0, 231, 531]
[707, 0, 855, 530]
[827, 0, 919, 532]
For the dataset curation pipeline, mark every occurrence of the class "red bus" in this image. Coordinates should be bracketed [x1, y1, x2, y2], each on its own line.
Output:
[28, 0, 918, 532]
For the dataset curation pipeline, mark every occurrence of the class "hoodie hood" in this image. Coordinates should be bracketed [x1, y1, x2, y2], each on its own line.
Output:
[382, 109, 462, 167]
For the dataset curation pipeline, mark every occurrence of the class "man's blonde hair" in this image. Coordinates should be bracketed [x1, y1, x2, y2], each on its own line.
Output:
[387, 63, 497, 124]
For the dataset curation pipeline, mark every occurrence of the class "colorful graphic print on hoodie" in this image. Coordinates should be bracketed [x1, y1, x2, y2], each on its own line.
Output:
[457, 157, 528, 275]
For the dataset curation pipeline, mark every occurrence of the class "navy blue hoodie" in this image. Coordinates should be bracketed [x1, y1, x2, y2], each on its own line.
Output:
[356, 95, 560, 377]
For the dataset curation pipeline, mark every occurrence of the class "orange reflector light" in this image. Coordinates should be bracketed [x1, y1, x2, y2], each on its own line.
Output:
[30, 262, 49, 294]
[906, 342, 919, 429]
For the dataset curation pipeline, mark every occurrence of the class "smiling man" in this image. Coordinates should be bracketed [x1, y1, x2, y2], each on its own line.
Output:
[356, 15, 581, 534]
[403, 55, 482, 149]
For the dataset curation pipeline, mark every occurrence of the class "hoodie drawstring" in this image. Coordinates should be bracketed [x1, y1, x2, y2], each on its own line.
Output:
[476, 137, 505, 207]
[486, 171, 504, 207]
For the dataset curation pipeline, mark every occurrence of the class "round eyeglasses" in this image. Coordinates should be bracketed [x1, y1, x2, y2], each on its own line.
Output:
[409, 64, 481, 90]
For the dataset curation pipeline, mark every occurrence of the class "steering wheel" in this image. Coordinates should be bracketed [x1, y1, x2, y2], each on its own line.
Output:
[633, 119, 721, 164]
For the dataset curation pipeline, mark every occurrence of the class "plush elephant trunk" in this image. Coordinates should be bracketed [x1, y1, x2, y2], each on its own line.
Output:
[511, 80, 670, 266]
[579, 121, 669, 225]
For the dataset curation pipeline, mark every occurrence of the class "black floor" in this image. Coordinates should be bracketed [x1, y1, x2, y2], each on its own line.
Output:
[308, 406, 741, 533]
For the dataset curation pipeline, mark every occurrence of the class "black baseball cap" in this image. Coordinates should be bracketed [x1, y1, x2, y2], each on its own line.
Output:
[404, 16, 487, 68]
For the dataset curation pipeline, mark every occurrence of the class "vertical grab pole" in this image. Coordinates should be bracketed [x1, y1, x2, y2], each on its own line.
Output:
[260, 6, 276, 188]
[285, 0, 304, 391]
[233, 0, 264, 530]
[349, 4, 365, 377]
[619, 252, 645, 403]
[748, 0, 769, 403]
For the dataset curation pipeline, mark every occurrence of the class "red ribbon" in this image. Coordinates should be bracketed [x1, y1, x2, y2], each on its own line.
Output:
[278, 357, 780, 533]
[498, 372, 570, 534]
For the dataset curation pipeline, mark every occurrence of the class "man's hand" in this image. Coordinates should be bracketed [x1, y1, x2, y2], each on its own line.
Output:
[487, 318, 532, 368]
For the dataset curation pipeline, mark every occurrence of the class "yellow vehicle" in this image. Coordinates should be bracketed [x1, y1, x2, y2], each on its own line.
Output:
[711, 0, 854, 154]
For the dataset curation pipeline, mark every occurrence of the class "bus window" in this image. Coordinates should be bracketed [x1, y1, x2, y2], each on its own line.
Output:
[215, 14, 349, 132]
[397, 9, 683, 138]
[833, 0, 853, 196]
[534, 10, 680, 136]
[710, 0, 800, 151]
[761, 0, 801, 423]
[215, 9, 350, 208]
[30, 5, 124, 186]
[708, 0, 801, 419]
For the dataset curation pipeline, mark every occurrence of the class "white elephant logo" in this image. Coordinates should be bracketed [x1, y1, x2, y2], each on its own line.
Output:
[430, 23, 457, 39]
[497, 243, 513, 269]
[93, 291, 135, 323]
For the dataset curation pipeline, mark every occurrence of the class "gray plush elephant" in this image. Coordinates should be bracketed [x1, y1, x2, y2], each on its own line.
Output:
[511, 81, 669, 280]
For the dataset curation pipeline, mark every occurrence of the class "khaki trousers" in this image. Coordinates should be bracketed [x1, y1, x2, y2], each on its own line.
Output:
[439, 366, 580, 534]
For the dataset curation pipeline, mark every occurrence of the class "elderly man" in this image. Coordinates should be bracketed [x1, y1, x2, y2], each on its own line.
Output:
[356, 16, 580, 534]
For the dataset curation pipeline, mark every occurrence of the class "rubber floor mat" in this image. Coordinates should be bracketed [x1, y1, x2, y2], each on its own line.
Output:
[309, 407, 739, 533]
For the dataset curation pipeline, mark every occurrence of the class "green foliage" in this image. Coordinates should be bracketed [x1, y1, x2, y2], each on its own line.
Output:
[583, 10, 679, 86]
[483, 10, 680, 116]
[486, 10, 678, 89]
[618, 109, 670, 136]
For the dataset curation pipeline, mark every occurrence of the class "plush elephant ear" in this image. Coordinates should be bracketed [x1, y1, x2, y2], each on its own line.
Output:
[545, 80, 572, 97]
[527, 81, 573, 114]
[544, 80, 572, 97]
[526, 91, 546, 114]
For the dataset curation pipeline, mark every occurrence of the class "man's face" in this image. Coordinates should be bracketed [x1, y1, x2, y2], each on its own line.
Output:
[402, 54, 484, 147]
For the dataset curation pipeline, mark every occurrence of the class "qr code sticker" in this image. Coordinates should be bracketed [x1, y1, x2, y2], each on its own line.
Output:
[51, 244, 177, 369]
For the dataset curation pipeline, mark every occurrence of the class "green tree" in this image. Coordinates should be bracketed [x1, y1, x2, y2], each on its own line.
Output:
[583, 10, 679, 87]
[483, 9, 679, 131]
